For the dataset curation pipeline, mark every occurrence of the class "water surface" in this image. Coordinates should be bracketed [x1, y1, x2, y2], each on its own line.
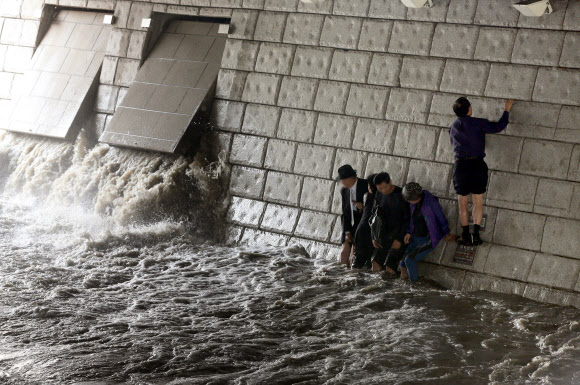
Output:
[1, 131, 579, 385]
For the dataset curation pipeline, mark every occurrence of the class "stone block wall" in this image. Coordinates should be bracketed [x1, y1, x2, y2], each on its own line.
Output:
[215, 0, 580, 308]
[0, 0, 579, 307]
[0, 0, 43, 114]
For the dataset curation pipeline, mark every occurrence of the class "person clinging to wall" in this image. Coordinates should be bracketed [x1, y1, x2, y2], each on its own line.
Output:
[351, 173, 378, 269]
[369, 172, 410, 275]
[400, 182, 454, 282]
[336, 165, 369, 266]
[450, 97, 514, 245]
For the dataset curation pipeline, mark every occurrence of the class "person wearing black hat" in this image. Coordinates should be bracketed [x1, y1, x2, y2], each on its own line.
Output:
[336, 164, 369, 266]
[369, 172, 410, 274]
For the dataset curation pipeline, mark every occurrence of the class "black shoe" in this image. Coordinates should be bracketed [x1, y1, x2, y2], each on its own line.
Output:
[471, 233, 483, 246]
[456, 234, 473, 246]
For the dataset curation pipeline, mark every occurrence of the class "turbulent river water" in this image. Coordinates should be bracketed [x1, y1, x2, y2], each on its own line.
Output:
[1, 130, 580, 385]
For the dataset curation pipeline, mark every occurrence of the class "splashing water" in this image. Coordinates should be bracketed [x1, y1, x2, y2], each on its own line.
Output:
[1, 129, 580, 385]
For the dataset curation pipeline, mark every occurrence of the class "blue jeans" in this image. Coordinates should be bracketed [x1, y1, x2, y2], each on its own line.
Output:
[400, 236, 433, 282]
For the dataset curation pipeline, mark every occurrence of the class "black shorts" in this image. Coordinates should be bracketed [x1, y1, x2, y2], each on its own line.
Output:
[453, 157, 488, 196]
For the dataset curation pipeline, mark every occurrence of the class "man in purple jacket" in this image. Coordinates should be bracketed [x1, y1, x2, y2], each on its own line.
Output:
[400, 183, 454, 282]
[450, 97, 514, 245]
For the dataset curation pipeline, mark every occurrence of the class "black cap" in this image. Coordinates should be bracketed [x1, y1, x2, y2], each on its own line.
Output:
[335, 164, 357, 181]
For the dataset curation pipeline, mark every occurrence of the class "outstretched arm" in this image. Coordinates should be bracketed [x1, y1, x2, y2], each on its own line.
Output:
[484, 99, 514, 134]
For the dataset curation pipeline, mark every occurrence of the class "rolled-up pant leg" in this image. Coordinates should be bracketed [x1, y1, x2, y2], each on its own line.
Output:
[385, 247, 405, 272]
[400, 236, 433, 281]
[371, 234, 394, 269]
[371, 246, 387, 269]
[371, 234, 405, 271]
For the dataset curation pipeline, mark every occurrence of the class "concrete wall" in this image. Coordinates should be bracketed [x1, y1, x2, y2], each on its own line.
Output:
[0, 0, 579, 307]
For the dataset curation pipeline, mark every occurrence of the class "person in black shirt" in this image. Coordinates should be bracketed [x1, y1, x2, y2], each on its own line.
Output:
[351, 173, 378, 269]
[450, 97, 514, 245]
[370, 172, 410, 274]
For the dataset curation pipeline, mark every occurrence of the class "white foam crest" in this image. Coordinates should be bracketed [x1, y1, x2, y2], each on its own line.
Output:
[0, 130, 225, 236]
[513, 317, 530, 332]
[0, 132, 74, 196]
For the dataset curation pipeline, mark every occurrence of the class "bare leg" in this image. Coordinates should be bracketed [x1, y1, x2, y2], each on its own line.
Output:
[400, 266, 409, 280]
[385, 266, 397, 275]
[458, 194, 470, 227]
[371, 260, 382, 272]
[340, 242, 351, 265]
[472, 194, 484, 225]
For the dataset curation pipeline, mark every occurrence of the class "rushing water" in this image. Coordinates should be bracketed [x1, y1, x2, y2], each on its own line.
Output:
[1, 131, 580, 385]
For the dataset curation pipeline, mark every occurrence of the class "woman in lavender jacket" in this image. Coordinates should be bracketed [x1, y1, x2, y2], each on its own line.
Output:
[400, 182, 455, 282]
